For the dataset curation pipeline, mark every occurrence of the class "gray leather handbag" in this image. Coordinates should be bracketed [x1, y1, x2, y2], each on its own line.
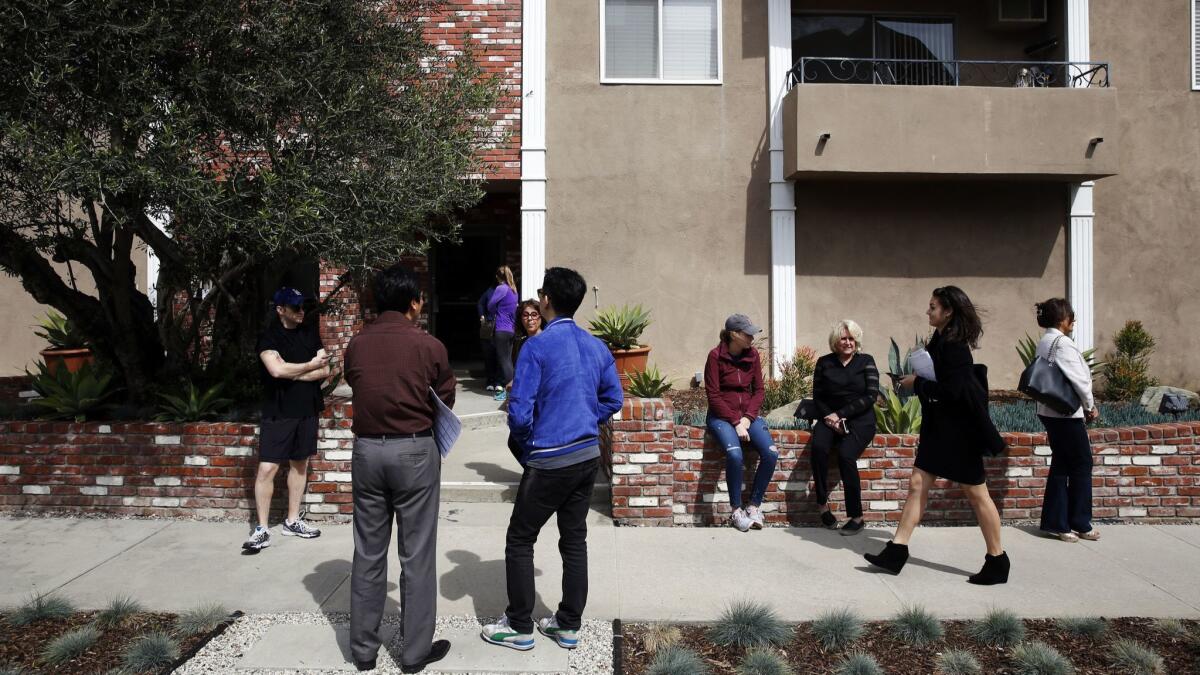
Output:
[1017, 335, 1081, 415]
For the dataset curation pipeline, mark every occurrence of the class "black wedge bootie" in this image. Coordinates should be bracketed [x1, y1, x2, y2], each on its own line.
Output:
[967, 551, 1010, 585]
[863, 540, 909, 574]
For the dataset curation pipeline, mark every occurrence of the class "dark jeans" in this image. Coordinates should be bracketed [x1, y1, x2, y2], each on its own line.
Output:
[504, 458, 598, 634]
[494, 330, 515, 385]
[481, 337, 499, 386]
[1039, 415, 1094, 533]
[809, 421, 871, 519]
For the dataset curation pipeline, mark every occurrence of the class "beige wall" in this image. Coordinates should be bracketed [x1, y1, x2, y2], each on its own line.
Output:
[546, 0, 773, 383]
[1091, 0, 1200, 389]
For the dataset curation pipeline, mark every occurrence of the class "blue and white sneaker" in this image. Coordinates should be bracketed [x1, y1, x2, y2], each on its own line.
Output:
[281, 518, 321, 538]
[480, 615, 534, 651]
[536, 617, 579, 649]
[242, 526, 271, 552]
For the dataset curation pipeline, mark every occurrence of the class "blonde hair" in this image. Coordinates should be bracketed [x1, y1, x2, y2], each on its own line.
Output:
[495, 265, 516, 293]
[828, 319, 864, 353]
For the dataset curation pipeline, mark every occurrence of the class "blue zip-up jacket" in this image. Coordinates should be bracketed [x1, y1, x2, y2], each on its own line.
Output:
[507, 317, 624, 467]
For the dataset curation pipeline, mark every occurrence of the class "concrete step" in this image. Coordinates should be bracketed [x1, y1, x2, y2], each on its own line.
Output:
[441, 480, 611, 506]
[458, 410, 506, 431]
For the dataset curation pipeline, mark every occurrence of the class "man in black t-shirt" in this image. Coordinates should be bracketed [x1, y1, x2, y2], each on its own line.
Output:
[242, 287, 333, 553]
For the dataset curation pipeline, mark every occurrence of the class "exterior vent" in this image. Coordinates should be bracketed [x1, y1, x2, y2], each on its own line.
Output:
[998, 0, 1048, 23]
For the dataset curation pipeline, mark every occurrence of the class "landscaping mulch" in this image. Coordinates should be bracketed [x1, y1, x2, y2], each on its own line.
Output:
[622, 617, 1200, 674]
[0, 610, 212, 674]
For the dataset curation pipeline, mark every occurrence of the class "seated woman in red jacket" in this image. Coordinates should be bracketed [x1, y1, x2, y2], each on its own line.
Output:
[704, 314, 778, 532]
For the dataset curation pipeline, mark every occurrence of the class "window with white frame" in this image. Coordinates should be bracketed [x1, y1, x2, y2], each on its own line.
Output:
[602, 0, 722, 83]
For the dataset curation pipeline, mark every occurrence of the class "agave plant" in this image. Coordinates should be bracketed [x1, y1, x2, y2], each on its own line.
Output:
[33, 310, 89, 350]
[588, 304, 651, 350]
[26, 361, 119, 422]
[1016, 333, 1103, 376]
[627, 364, 672, 398]
[887, 336, 927, 378]
[155, 381, 234, 422]
[875, 387, 921, 434]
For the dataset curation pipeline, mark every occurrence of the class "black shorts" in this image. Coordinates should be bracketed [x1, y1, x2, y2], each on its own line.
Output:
[259, 416, 319, 463]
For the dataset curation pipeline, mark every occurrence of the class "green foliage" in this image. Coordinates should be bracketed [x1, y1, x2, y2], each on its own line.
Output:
[121, 632, 180, 674]
[1017, 333, 1102, 376]
[648, 645, 709, 675]
[889, 605, 943, 646]
[834, 651, 883, 675]
[709, 599, 793, 649]
[1010, 641, 1075, 675]
[154, 381, 234, 422]
[966, 609, 1025, 648]
[1153, 618, 1191, 638]
[94, 595, 142, 629]
[1055, 616, 1107, 639]
[589, 305, 652, 350]
[628, 364, 673, 398]
[1108, 639, 1165, 674]
[810, 608, 865, 652]
[887, 335, 927, 377]
[761, 346, 818, 413]
[935, 649, 982, 675]
[40, 626, 99, 666]
[1103, 321, 1158, 401]
[34, 310, 89, 350]
[174, 602, 230, 636]
[874, 387, 922, 434]
[988, 400, 1200, 433]
[5, 593, 74, 626]
[737, 648, 795, 675]
[25, 360, 119, 422]
[0, 664, 31, 675]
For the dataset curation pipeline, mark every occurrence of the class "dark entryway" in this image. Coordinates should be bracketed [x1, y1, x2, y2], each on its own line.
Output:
[432, 233, 506, 362]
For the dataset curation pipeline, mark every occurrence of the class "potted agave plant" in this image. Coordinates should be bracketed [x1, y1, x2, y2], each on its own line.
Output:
[35, 310, 93, 376]
[588, 304, 652, 389]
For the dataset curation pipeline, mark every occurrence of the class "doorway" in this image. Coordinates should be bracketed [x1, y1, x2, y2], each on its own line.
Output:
[432, 233, 506, 363]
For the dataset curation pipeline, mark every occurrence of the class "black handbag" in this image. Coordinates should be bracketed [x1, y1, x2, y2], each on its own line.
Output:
[794, 398, 820, 422]
[1017, 335, 1081, 415]
[479, 318, 495, 340]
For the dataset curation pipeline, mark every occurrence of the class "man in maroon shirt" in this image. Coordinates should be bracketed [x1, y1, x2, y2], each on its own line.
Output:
[344, 264, 455, 673]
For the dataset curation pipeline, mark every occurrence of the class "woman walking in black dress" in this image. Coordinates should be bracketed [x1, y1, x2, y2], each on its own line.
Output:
[864, 286, 1009, 585]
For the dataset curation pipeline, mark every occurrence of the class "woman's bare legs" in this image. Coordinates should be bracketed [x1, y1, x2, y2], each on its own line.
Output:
[892, 468, 934, 545]
[963, 482, 1004, 555]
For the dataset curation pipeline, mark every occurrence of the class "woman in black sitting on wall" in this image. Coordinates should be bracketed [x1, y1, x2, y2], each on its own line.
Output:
[810, 319, 878, 536]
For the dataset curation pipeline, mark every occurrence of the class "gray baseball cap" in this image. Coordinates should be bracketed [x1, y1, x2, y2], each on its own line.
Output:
[724, 314, 761, 335]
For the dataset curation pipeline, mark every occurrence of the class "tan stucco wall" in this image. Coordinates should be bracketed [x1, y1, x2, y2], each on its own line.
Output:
[546, 0, 773, 383]
[1091, 0, 1200, 389]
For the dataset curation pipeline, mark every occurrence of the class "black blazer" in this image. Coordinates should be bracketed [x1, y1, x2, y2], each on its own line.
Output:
[913, 331, 1005, 457]
[812, 352, 879, 433]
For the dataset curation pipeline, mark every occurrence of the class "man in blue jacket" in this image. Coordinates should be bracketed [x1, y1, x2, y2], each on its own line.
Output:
[481, 267, 623, 652]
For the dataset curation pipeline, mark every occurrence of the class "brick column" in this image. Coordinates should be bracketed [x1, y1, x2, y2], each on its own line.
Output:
[608, 398, 675, 526]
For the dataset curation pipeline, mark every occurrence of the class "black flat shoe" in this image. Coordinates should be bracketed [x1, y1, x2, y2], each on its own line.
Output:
[840, 519, 865, 536]
[820, 510, 838, 529]
[967, 552, 1010, 585]
[401, 639, 451, 673]
[355, 658, 376, 672]
[864, 540, 909, 574]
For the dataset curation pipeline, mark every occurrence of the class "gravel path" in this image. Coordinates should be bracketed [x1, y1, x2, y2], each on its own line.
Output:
[174, 612, 614, 675]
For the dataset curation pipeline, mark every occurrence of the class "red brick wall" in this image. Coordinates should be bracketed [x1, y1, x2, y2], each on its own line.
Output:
[610, 399, 1200, 527]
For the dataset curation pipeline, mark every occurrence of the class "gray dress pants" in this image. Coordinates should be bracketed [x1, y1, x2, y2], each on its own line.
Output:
[350, 435, 440, 666]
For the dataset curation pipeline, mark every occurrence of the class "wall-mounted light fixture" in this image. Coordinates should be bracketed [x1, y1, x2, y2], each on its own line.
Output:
[818, 133, 831, 141]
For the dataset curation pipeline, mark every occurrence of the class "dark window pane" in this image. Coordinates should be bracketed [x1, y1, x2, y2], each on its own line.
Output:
[791, 15, 872, 83]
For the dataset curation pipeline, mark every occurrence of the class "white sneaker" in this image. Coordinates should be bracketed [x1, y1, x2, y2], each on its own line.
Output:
[746, 505, 765, 530]
[536, 617, 579, 649]
[481, 615, 535, 651]
[731, 508, 752, 532]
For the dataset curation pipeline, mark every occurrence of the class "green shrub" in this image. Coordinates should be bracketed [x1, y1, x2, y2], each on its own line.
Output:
[34, 310, 89, 350]
[1010, 641, 1074, 675]
[966, 609, 1025, 648]
[1103, 320, 1158, 401]
[648, 645, 709, 675]
[0, 664, 31, 675]
[41, 626, 99, 666]
[155, 381, 234, 422]
[5, 593, 74, 626]
[835, 651, 883, 675]
[94, 595, 142, 629]
[174, 602, 230, 636]
[737, 648, 794, 675]
[810, 607, 864, 651]
[935, 649, 982, 675]
[25, 360, 120, 422]
[1054, 616, 1106, 639]
[710, 599, 792, 649]
[1108, 638, 1165, 674]
[875, 387, 921, 434]
[627, 364, 672, 398]
[889, 605, 943, 646]
[588, 304, 651, 350]
[1017, 333, 1102, 376]
[121, 632, 180, 674]
[761, 346, 818, 413]
[1153, 617, 1190, 638]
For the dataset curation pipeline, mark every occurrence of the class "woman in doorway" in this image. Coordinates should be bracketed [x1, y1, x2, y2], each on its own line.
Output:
[487, 265, 519, 402]
[704, 314, 779, 532]
[864, 286, 1010, 585]
[511, 299, 545, 367]
[1033, 298, 1100, 543]
[810, 319, 879, 535]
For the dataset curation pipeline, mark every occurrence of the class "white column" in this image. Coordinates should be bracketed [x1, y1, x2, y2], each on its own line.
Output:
[520, 0, 547, 300]
[145, 209, 170, 318]
[767, 0, 796, 375]
[1066, 0, 1094, 351]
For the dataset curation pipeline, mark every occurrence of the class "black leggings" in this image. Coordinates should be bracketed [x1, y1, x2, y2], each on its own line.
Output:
[809, 421, 872, 519]
[493, 330, 515, 385]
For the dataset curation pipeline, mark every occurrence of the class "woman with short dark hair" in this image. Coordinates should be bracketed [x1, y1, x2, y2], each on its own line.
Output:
[1033, 298, 1100, 543]
[864, 286, 1010, 585]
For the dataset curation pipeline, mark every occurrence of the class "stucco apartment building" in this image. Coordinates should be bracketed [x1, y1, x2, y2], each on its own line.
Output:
[4, 0, 1199, 395]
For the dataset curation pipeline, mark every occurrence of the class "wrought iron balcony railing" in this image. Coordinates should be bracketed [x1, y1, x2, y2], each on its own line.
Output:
[787, 57, 1111, 89]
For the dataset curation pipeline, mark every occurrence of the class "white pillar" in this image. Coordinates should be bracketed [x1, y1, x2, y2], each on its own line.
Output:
[146, 209, 170, 318]
[767, 0, 796, 375]
[520, 0, 547, 300]
[1066, 0, 1094, 351]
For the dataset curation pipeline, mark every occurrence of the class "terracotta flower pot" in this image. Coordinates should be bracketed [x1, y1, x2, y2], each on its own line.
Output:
[611, 345, 651, 390]
[40, 348, 94, 376]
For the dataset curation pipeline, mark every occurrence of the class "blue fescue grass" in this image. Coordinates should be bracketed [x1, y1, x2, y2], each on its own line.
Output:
[810, 608, 865, 652]
[966, 609, 1025, 648]
[94, 595, 143, 629]
[834, 651, 883, 675]
[648, 644, 710, 675]
[40, 626, 99, 666]
[737, 648, 795, 675]
[1010, 641, 1075, 675]
[121, 632, 180, 674]
[4, 593, 74, 626]
[709, 599, 792, 649]
[1108, 638, 1165, 674]
[174, 602, 229, 636]
[1054, 617, 1107, 639]
[935, 649, 982, 675]
[889, 605, 943, 646]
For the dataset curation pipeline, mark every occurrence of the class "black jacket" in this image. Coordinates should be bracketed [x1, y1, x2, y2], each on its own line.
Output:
[913, 331, 1005, 457]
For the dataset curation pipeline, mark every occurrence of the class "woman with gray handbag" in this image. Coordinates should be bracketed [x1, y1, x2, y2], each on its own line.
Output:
[1032, 298, 1101, 543]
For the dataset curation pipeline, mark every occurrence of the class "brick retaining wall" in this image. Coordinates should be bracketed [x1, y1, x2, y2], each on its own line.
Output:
[610, 399, 1200, 527]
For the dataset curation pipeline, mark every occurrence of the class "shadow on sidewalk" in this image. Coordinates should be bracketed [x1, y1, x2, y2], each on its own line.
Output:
[302, 558, 400, 615]
[439, 550, 551, 621]
[465, 461, 523, 483]
[786, 523, 974, 577]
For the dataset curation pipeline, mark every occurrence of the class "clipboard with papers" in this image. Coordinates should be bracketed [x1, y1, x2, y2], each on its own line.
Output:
[907, 348, 937, 382]
[428, 387, 461, 458]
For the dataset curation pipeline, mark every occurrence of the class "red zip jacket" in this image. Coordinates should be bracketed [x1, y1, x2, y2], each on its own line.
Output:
[704, 343, 765, 425]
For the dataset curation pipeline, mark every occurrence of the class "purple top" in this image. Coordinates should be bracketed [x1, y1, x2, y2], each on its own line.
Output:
[487, 284, 518, 333]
